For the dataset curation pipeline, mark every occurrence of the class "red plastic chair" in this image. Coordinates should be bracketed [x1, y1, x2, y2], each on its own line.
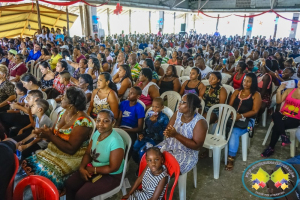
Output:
[138, 151, 180, 200]
[5, 154, 19, 200]
[13, 175, 59, 200]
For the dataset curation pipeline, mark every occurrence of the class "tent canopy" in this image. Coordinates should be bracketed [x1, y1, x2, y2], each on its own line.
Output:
[0, 3, 78, 38]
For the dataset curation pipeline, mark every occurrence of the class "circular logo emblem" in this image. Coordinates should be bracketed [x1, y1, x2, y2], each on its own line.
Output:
[242, 159, 299, 199]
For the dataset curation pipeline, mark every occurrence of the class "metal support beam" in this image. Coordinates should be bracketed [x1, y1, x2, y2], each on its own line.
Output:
[107, 8, 110, 36]
[35, 0, 41, 30]
[173, 12, 175, 34]
[84, 4, 91, 36]
[199, 0, 209, 10]
[66, 6, 70, 37]
[216, 14, 219, 31]
[198, 0, 202, 10]
[149, 11, 151, 33]
[270, 0, 275, 9]
[79, 5, 84, 35]
[242, 14, 246, 36]
[53, 14, 61, 28]
[129, 9, 131, 33]
[172, 0, 186, 9]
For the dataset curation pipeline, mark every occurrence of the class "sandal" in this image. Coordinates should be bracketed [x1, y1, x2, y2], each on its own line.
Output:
[199, 150, 209, 159]
[225, 156, 235, 171]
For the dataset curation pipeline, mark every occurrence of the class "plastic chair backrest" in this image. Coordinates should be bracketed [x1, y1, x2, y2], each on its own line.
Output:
[35, 62, 43, 80]
[88, 117, 96, 142]
[138, 151, 180, 200]
[221, 73, 231, 84]
[161, 64, 169, 73]
[5, 154, 19, 200]
[271, 82, 277, 93]
[174, 65, 184, 77]
[206, 104, 236, 142]
[202, 80, 209, 86]
[46, 99, 57, 118]
[145, 106, 174, 120]
[199, 98, 205, 115]
[13, 175, 59, 200]
[178, 76, 190, 85]
[27, 60, 35, 74]
[113, 128, 132, 191]
[160, 91, 181, 112]
[137, 99, 146, 111]
[144, 47, 151, 53]
[222, 84, 234, 102]
[50, 106, 63, 124]
[182, 67, 192, 76]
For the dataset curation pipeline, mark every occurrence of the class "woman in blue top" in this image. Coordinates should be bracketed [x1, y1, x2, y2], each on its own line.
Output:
[65, 109, 125, 200]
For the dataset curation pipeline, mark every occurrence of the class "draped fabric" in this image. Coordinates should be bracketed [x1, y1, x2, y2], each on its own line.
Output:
[1, 0, 108, 7]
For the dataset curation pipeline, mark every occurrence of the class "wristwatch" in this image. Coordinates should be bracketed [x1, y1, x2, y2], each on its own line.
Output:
[94, 167, 97, 175]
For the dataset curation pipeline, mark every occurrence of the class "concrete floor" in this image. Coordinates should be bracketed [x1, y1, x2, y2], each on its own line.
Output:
[16, 119, 296, 200]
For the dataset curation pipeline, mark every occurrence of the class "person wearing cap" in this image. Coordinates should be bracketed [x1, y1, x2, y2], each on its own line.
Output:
[26, 44, 41, 63]
[139, 52, 148, 65]
[7, 49, 17, 69]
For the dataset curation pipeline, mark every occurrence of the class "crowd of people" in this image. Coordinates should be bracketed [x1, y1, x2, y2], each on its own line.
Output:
[1, 25, 300, 199]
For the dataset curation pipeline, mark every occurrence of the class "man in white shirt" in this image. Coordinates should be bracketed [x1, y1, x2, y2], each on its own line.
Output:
[178, 41, 188, 54]
[111, 52, 125, 77]
[195, 57, 212, 79]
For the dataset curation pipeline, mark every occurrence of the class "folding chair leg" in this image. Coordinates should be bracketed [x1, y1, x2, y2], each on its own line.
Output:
[209, 149, 212, 157]
[262, 108, 267, 127]
[193, 165, 197, 188]
[224, 145, 228, 165]
[121, 182, 127, 196]
[212, 147, 221, 179]
[262, 122, 274, 146]
[178, 173, 187, 200]
[241, 133, 248, 161]
[290, 130, 296, 157]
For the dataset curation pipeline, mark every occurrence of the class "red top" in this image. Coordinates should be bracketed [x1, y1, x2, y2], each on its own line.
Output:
[9, 62, 27, 78]
[233, 73, 246, 89]
[76, 54, 86, 63]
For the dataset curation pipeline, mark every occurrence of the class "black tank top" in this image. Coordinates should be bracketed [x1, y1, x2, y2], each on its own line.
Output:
[159, 80, 174, 94]
[184, 80, 201, 95]
[233, 90, 253, 114]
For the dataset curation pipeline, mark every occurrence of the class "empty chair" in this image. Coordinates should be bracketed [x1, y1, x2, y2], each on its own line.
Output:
[13, 175, 59, 200]
[174, 65, 184, 77]
[203, 104, 236, 179]
[160, 91, 181, 112]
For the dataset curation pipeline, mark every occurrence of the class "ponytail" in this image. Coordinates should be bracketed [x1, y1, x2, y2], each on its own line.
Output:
[100, 72, 118, 94]
[192, 67, 201, 81]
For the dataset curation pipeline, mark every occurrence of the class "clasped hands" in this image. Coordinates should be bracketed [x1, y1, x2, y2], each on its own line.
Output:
[32, 125, 53, 140]
[163, 125, 177, 138]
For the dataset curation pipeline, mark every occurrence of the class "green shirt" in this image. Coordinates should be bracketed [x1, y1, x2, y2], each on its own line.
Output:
[155, 55, 169, 64]
[131, 63, 142, 80]
[91, 129, 125, 175]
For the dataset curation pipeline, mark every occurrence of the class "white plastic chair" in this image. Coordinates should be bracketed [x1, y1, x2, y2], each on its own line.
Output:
[222, 84, 234, 102]
[199, 98, 205, 115]
[261, 82, 277, 127]
[167, 51, 172, 58]
[137, 99, 146, 111]
[262, 121, 297, 157]
[144, 47, 151, 53]
[92, 128, 132, 200]
[178, 76, 190, 85]
[174, 46, 179, 51]
[178, 164, 198, 200]
[221, 73, 231, 84]
[35, 62, 43, 80]
[145, 106, 174, 119]
[202, 80, 209, 86]
[160, 91, 181, 112]
[175, 65, 184, 77]
[182, 66, 192, 77]
[41, 91, 47, 100]
[50, 106, 63, 124]
[161, 64, 169, 73]
[27, 60, 35, 74]
[203, 104, 236, 179]
[46, 99, 57, 118]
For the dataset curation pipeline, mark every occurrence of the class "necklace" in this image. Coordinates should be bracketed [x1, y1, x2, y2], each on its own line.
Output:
[180, 114, 195, 126]
[66, 110, 79, 124]
[96, 133, 110, 144]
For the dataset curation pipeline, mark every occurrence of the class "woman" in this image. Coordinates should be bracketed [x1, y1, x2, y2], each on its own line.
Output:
[87, 57, 100, 88]
[159, 93, 207, 173]
[154, 58, 164, 76]
[167, 51, 178, 65]
[8, 54, 27, 82]
[0, 65, 16, 112]
[142, 58, 159, 83]
[261, 81, 300, 157]
[87, 72, 119, 119]
[226, 61, 247, 89]
[69, 59, 88, 83]
[226, 73, 261, 170]
[65, 109, 124, 200]
[18, 42, 29, 57]
[222, 55, 236, 75]
[202, 72, 227, 122]
[158, 65, 181, 95]
[49, 47, 62, 70]
[234, 49, 241, 62]
[209, 51, 221, 69]
[7, 49, 16, 69]
[136, 68, 160, 110]
[37, 48, 51, 63]
[179, 67, 206, 97]
[78, 74, 93, 104]
[113, 64, 132, 100]
[274, 51, 285, 70]
[22, 87, 93, 191]
[39, 61, 55, 90]
[205, 47, 214, 66]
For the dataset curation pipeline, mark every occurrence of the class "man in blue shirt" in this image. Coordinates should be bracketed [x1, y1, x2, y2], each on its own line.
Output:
[214, 29, 220, 37]
[55, 29, 64, 45]
[138, 39, 148, 50]
[26, 44, 41, 63]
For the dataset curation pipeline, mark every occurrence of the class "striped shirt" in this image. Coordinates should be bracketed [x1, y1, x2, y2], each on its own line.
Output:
[155, 55, 169, 64]
[130, 63, 142, 80]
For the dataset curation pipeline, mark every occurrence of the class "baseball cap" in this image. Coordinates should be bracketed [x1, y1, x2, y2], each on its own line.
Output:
[8, 49, 17, 55]
[60, 45, 69, 50]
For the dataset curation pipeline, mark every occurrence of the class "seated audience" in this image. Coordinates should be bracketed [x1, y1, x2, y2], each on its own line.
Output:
[0, 65, 16, 112]
[113, 64, 132, 100]
[154, 58, 165, 76]
[26, 43, 41, 63]
[226, 61, 247, 89]
[9, 53, 27, 82]
[158, 65, 181, 94]
[180, 67, 206, 97]
[195, 58, 212, 79]
[78, 74, 93, 104]
[167, 51, 178, 65]
[155, 47, 169, 64]
[65, 109, 124, 200]
[39, 61, 55, 90]
[141, 58, 159, 83]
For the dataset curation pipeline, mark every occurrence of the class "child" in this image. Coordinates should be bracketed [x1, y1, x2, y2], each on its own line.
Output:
[122, 147, 169, 200]
[17, 99, 53, 160]
[116, 86, 145, 152]
[133, 97, 169, 163]
[55, 71, 72, 103]
[7, 82, 27, 114]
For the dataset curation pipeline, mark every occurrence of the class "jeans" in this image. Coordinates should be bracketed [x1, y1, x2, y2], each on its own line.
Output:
[228, 118, 255, 157]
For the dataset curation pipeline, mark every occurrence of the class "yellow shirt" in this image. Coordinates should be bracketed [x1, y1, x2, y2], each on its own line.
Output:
[50, 54, 62, 69]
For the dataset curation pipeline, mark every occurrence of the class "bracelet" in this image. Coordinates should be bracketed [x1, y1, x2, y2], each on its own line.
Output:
[241, 114, 245, 119]
[94, 167, 97, 175]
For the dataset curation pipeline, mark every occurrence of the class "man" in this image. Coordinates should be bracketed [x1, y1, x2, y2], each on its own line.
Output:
[185, 39, 193, 49]
[128, 53, 141, 81]
[195, 58, 212, 79]
[155, 48, 169, 64]
[243, 44, 251, 58]
[112, 52, 125, 77]
[26, 44, 41, 63]
[178, 41, 188, 54]
[157, 28, 162, 37]
[139, 52, 148, 65]
[288, 47, 300, 59]
[94, 34, 100, 43]
[138, 39, 148, 50]
[73, 46, 86, 63]
[55, 29, 64, 45]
